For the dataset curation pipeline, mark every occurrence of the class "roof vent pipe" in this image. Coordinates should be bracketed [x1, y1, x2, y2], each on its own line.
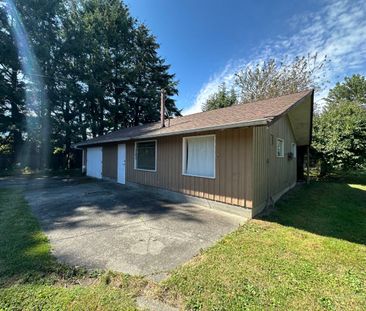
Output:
[160, 89, 165, 128]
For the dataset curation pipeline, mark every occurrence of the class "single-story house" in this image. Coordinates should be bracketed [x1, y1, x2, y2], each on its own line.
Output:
[74, 89, 314, 218]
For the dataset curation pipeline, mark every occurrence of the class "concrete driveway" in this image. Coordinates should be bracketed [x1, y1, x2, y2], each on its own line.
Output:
[1, 176, 244, 280]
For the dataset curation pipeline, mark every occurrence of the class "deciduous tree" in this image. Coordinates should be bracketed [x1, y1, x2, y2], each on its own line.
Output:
[235, 54, 327, 103]
[325, 74, 366, 106]
[313, 75, 366, 174]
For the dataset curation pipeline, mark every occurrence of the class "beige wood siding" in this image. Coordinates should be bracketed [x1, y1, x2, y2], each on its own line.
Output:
[253, 115, 297, 213]
[102, 144, 117, 180]
[126, 128, 253, 207]
[252, 126, 270, 210]
[269, 116, 297, 194]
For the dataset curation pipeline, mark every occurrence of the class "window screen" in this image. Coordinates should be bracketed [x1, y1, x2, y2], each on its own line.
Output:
[276, 138, 284, 157]
[183, 135, 215, 178]
[135, 141, 156, 171]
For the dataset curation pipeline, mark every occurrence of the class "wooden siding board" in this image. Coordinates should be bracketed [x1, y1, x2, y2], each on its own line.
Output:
[167, 139, 171, 190]
[214, 134, 220, 202]
[125, 128, 253, 207]
[237, 129, 244, 206]
[225, 130, 231, 204]
[102, 144, 117, 180]
[245, 128, 253, 208]
[252, 115, 297, 210]
[252, 126, 269, 207]
[269, 116, 297, 196]
[232, 129, 239, 206]
[172, 136, 176, 191]
[226, 129, 234, 204]
[221, 131, 227, 203]
[160, 139, 165, 187]
[220, 132, 225, 202]
[200, 176, 205, 199]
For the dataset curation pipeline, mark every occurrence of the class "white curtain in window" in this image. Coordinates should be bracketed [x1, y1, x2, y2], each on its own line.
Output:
[186, 136, 215, 177]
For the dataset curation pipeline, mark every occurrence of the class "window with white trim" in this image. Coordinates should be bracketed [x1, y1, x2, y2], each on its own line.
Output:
[183, 135, 215, 178]
[276, 138, 284, 157]
[291, 143, 297, 158]
[135, 141, 156, 171]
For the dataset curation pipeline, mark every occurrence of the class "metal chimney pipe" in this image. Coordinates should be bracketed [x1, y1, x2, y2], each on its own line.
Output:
[160, 89, 165, 128]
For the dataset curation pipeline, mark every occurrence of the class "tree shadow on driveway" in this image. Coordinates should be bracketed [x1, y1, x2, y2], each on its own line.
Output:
[22, 176, 205, 226]
[0, 176, 242, 279]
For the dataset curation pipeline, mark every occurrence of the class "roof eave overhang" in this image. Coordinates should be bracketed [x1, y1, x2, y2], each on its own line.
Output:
[270, 90, 314, 146]
[73, 118, 269, 148]
[267, 89, 314, 126]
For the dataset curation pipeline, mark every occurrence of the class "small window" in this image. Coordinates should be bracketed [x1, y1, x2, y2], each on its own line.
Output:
[183, 135, 215, 178]
[276, 138, 284, 157]
[291, 143, 297, 158]
[135, 141, 156, 171]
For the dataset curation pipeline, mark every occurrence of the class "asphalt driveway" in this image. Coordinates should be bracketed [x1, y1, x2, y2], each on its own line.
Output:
[1, 176, 244, 280]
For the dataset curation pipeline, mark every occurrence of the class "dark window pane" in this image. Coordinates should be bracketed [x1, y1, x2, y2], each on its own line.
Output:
[136, 141, 156, 170]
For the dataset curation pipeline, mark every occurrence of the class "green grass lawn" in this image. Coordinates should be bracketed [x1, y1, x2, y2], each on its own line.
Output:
[1, 171, 365, 310]
[158, 172, 366, 310]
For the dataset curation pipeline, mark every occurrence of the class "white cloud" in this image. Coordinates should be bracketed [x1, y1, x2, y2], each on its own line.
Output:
[184, 0, 366, 115]
[183, 61, 238, 115]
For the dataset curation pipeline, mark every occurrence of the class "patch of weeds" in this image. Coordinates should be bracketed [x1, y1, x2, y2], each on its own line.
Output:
[186, 297, 204, 311]
[100, 271, 115, 285]
[345, 270, 365, 294]
[319, 297, 335, 311]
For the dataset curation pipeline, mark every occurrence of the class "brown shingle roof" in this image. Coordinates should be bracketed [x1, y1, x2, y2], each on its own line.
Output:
[75, 89, 313, 147]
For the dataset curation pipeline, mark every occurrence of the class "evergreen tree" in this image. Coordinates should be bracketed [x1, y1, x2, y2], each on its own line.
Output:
[128, 24, 179, 126]
[0, 4, 25, 166]
[11, 0, 62, 168]
[0, 0, 181, 171]
[202, 83, 237, 111]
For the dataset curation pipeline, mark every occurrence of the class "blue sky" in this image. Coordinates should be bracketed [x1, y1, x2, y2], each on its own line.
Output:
[125, 0, 366, 114]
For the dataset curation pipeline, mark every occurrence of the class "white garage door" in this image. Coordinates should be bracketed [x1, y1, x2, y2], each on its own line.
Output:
[86, 147, 102, 179]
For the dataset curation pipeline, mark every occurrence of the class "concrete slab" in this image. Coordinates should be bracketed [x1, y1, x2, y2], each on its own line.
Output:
[1, 176, 245, 279]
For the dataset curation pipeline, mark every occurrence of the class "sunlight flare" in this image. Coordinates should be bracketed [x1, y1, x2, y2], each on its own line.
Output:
[4, 0, 49, 168]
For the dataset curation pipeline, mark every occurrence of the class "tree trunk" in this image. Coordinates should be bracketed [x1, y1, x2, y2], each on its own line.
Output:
[40, 95, 51, 170]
